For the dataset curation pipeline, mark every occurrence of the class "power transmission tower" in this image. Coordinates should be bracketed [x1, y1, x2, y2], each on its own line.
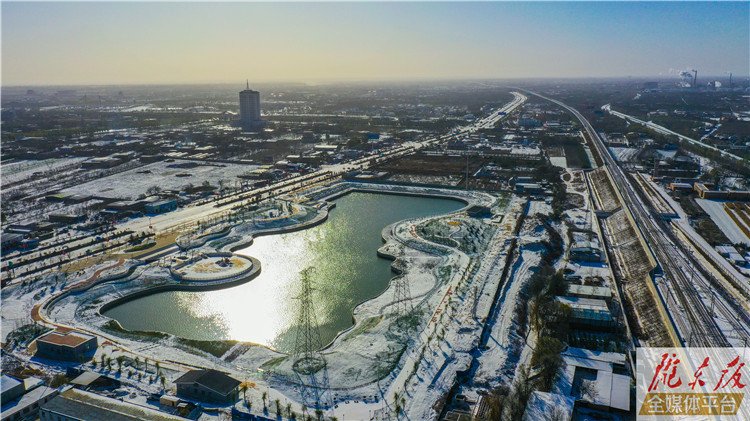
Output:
[292, 267, 330, 410]
[391, 275, 414, 329]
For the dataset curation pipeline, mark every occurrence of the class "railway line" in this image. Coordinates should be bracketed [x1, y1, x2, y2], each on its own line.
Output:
[523, 89, 750, 348]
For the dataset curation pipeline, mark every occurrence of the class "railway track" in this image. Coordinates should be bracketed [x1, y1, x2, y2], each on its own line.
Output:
[523, 89, 747, 348]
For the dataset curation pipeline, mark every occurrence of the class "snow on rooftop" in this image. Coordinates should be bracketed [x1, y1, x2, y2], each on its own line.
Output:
[556, 296, 609, 311]
[610, 373, 631, 411]
[552, 347, 631, 412]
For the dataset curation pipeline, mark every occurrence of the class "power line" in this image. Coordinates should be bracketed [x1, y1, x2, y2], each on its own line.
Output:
[292, 267, 330, 410]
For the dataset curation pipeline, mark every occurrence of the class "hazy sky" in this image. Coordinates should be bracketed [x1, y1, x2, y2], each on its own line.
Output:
[2, 2, 748, 86]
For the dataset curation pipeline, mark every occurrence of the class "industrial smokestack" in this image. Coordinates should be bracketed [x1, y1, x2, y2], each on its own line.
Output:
[692, 69, 698, 88]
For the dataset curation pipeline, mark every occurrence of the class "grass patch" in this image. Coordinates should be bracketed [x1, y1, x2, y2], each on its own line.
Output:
[175, 338, 238, 358]
[695, 217, 730, 247]
[343, 316, 382, 341]
[209, 236, 241, 250]
[492, 193, 511, 210]
[260, 356, 287, 372]
[124, 242, 156, 253]
[102, 320, 168, 340]
[563, 141, 592, 169]
[372, 345, 407, 379]
[6, 324, 52, 346]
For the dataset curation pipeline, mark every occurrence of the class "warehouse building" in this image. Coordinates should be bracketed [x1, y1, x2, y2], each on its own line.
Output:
[40, 388, 185, 421]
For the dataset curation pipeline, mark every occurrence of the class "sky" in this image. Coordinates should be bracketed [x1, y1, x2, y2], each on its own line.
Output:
[2, 1, 748, 86]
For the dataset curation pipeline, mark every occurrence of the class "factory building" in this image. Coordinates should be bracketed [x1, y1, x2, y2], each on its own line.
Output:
[40, 388, 185, 421]
[694, 183, 750, 201]
[556, 296, 614, 329]
[569, 241, 602, 262]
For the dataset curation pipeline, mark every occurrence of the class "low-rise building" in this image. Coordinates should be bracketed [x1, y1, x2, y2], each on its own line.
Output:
[669, 182, 693, 192]
[569, 243, 602, 262]
[69, 371, 120, 391]
[145, 199, 178, 215]
[694, 183, 750, 200]
[566, 284, 612, 304]
[2, 376, 59, 421]
[524, 348, 631, 419]
[174, 369, 240, 405]
[313, 144, 340, 153]
[35, 328, 97, 361]
[1, 233, 24, 251]
[81, 157, 122, 169]
[515, 183, 543, 194]
[48, 214, 85, 225]
[715, 245, 746, 265]
[1, 375, 25, 403]
[554, 347, 631, 413]
[40, 388, 185, 421]
[556, 296, 614, 329]
[466, 205, 492, 218]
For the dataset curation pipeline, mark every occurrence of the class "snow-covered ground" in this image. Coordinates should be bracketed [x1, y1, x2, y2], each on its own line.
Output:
[696, 199, 750, 245]
[2, 158, 89, 185]
[607, 147, 639, 163]
[4, 181, 518, 420]
[60, 160, 260, 200]
[549, 156, 567, 168]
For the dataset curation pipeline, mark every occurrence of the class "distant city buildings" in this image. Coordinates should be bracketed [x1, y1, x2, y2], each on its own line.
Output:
[238, 81, 264, 130]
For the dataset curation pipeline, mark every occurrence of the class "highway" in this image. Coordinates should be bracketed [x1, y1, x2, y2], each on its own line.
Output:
[3, 90, 528, 285]
[524, 89, 750, 348]
[125, 91, 527, 237]
[602, 104, 745, 162]
[473, 92, 527, 130]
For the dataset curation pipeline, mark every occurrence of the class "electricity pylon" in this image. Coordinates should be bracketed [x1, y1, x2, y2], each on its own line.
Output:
[391, 275, 414, 329]
[292, 267, 330, 410]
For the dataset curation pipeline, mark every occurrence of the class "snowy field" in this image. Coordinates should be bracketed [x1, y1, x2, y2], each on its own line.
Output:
[696, 199, 750, 245]
[60, 160, 260, 200]
[608, 147, 639, 163]
[1, 157, 88, 185]
[549, 156, 567, 168]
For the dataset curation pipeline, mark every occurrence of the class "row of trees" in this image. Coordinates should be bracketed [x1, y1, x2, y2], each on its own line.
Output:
[90, 353, 166, 389]
[241, 389, 331, 421]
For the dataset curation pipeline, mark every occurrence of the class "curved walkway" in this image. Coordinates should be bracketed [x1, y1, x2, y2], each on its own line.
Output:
[31, 259, 125, 322]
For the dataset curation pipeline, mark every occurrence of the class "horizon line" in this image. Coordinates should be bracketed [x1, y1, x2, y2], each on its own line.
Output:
[3, 74, 748, 89]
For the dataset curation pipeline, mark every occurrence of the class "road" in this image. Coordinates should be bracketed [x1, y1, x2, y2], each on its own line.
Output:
[473, 92, 527, 130]
[3, 91, 527, 285]
[602, 104, 745, 162]
[524, 89, 750, 348]
[119, 91, 527, 239]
